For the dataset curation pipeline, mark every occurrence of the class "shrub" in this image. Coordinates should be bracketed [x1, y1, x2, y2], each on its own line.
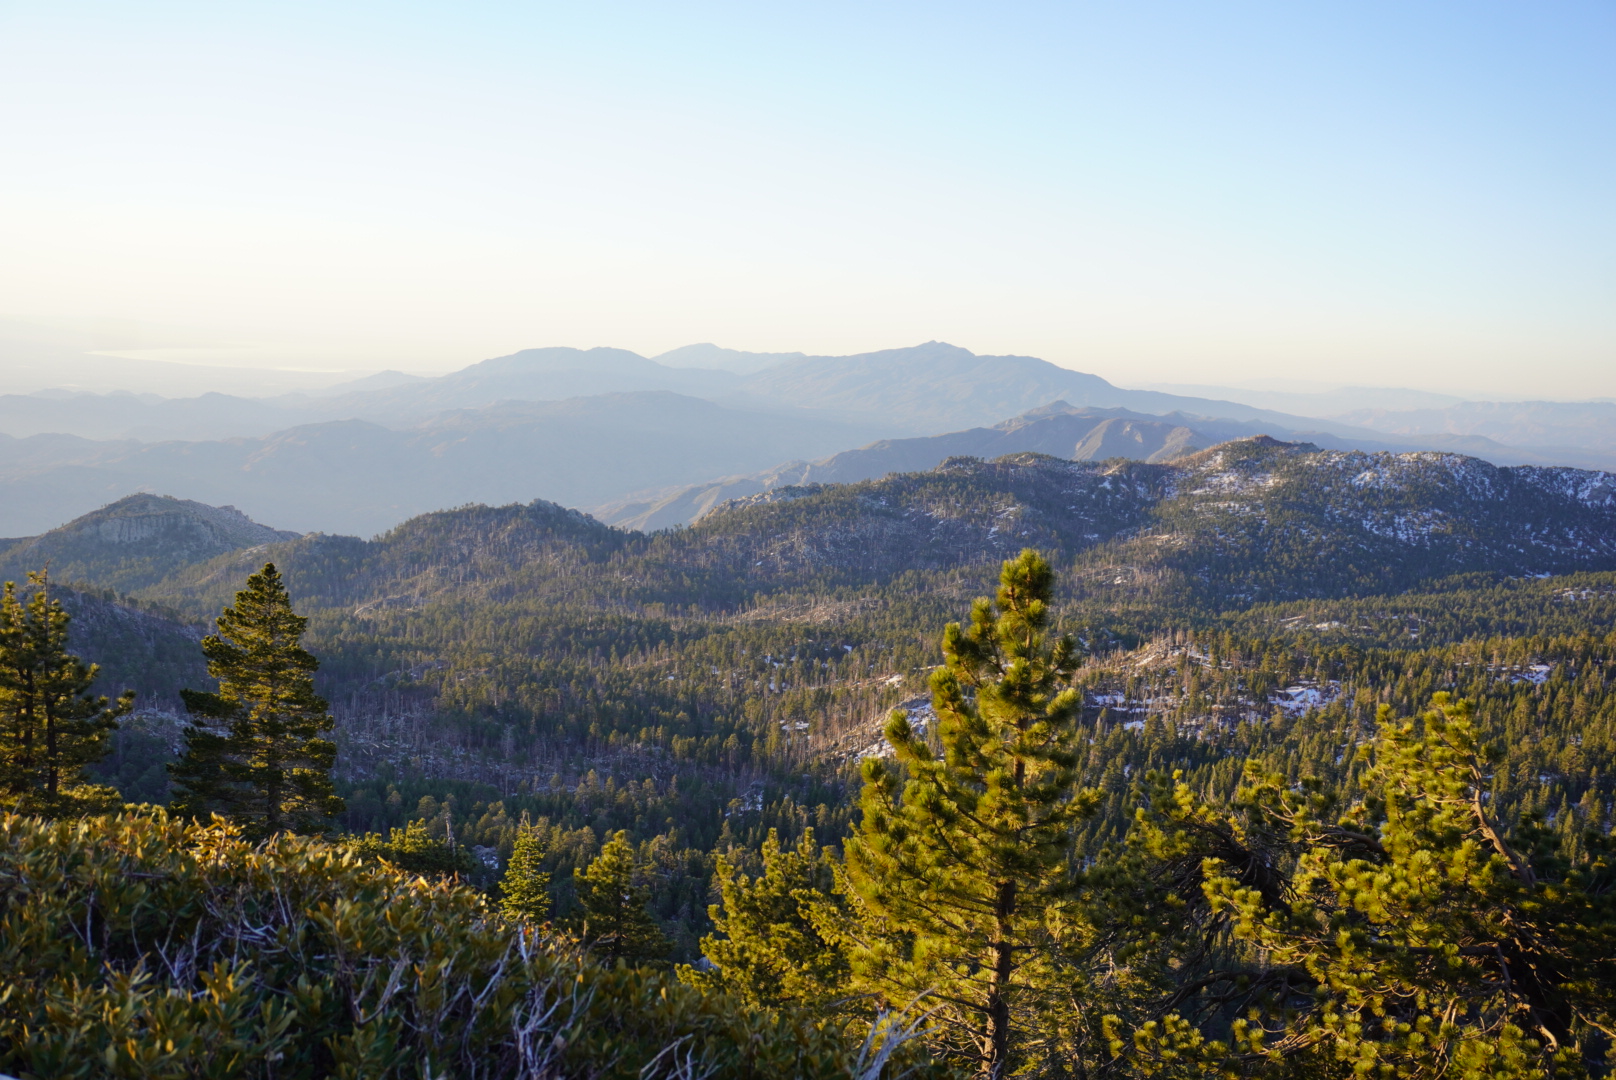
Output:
[0, 810, 947, 1079]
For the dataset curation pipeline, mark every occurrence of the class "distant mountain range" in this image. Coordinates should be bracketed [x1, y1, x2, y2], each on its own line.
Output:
[0, 341, 1334, 440]
[0, 341, 1611, 537]
[0, 393, 880, 537]
[592, 402, 1597, 531]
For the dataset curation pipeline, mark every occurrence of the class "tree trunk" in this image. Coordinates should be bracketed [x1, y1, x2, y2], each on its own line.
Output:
[23, 671, 40, 794]
[266, 765, 280, 835]
[44, 701, 58, 798]
[987, 878, 1016, 1078]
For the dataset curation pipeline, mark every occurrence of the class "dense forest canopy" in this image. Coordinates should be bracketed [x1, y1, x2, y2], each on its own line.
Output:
[3, 440, 1615, 1078]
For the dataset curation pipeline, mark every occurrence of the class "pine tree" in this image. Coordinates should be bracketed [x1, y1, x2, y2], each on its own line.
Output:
[1220, 694, 1616, 1077]
[1124, 693, 1616, 1078]
[845, 549, 1099, 1077]
[0, 571, 132, 814]
[169, 563, 343, 836]
[573, 830, 670, 966]
[499, 816, 552, 923]
[691, 827, 851, 1015]
[351, 819, 474, 878]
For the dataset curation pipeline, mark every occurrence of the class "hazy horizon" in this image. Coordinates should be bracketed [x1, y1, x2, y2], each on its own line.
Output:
[1, 328, 1612, 406]
[4, 2, 1613, 400]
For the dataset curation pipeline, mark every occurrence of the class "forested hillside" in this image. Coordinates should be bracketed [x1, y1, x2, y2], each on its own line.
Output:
[0, 492, 298, 591]
[7, 437, 1616, 1077]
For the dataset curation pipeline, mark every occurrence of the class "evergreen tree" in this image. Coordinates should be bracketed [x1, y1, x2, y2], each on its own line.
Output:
[845, 548, 1099, 1077]
[1125, 693, 1616, 1078]
[499, 816, 552, 923]
[169, 563, 343, 836]
[573, 829, 670, 966]
[691, 827, 851, 1015]
[351, 819, 474, 878]
[0, 572, 132, 814]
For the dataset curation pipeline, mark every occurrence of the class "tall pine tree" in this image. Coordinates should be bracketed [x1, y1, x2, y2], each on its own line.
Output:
[845, 548, 1098, 1078]
[0, 572, 131, 814]
[169, 563, 342, 836]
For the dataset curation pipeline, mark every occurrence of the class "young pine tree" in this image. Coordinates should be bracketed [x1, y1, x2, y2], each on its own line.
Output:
[573, 830, 670, 967]
[689, 827, 852, 1016]
[169, 563, 343, 836]
[351, 819, 475, 878]
[846, 548, 1099, 1078]
[499, 816, 552, 923]
[0, 572, 132, 814]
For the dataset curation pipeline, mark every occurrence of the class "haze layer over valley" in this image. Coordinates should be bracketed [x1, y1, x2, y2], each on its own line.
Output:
[3, 340, 1612, 539]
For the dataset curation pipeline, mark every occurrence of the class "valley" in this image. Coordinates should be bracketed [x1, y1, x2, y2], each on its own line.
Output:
[3, 437, 1610, 953]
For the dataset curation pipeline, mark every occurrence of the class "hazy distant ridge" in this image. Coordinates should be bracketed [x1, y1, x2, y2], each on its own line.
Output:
[0, 341, 1611, 537]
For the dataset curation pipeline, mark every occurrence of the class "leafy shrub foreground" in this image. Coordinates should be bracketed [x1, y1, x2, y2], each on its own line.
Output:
[0, 811, 944, 1080]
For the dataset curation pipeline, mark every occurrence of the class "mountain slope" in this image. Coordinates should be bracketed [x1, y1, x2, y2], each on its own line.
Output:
[681, 442, 1616, 602]
[5, 342, 1607, 539]
[32, 445, 1610, 826]
[591, 402, 1596, 532]
[725, 341, 1382, 436]
[1073, 439, 1616, 604]
[136, 440, 1616, 619]
[652, 343, 808, 374]
[15, 341, 1595, 464]
[592, 404, 1218, 531]
[0, 493, 298, 592]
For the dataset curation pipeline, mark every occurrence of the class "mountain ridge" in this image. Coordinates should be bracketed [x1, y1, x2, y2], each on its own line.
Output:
[591, 402, 1604, 531]
[2, 342, 1611, 537]
[66, 437, 1616, 618]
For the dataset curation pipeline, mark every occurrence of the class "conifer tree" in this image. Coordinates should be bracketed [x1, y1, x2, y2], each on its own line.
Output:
[1124, 693, 1616, 1078]
[351, 819, 474, 878]
[691, 827, 851, 1015]
[846, 548, 1099, 1078]
[573, 829, 670, 966]
[0, 571, 131, 814]
[499, 816, 552, 923]
[169, 563, 343, 836]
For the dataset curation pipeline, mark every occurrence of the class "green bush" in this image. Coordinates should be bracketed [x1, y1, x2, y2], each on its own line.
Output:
[0, 810, 948, 1079]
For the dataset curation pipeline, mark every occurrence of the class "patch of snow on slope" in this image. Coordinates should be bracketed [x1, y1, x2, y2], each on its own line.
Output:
[1513, 467, 1616, 509]
[1270, 682, 1343, 716]
[1359, 509, 1452, 544]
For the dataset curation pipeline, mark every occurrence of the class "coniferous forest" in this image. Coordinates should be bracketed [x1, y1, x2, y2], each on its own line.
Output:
[3, 441, 1616, 1078]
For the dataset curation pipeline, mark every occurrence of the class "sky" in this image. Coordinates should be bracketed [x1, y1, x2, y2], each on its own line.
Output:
[1, 1, 1613, 398]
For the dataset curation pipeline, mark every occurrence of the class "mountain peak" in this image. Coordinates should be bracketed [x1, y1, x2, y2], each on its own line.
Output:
[0, 493, 299, 592]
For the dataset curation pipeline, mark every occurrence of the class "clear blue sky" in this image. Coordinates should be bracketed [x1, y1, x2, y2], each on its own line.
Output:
[1, 1, 1612, 396]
